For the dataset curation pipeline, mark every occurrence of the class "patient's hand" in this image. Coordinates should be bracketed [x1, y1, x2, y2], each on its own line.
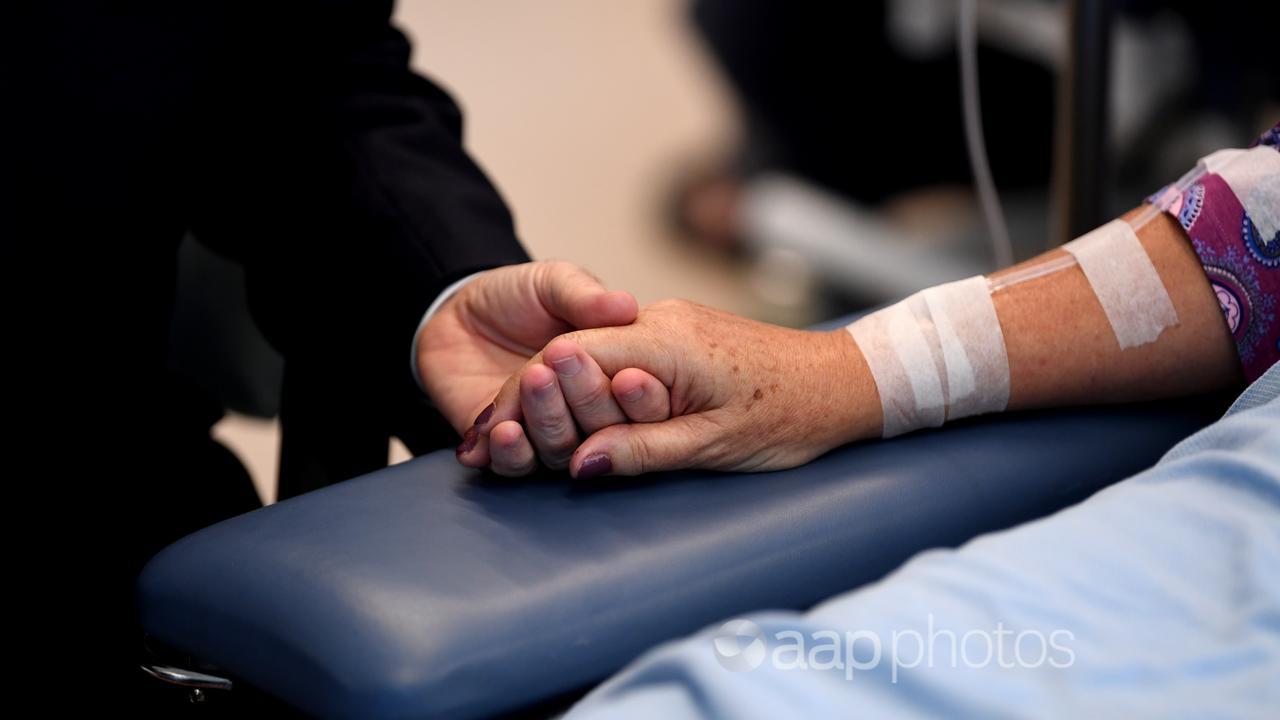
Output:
[460, 299, 880, 478]
[462, 341, 674, 475]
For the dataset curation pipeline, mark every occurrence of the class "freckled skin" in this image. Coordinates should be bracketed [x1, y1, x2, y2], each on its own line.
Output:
[540, 298, 882, 472]
[990, 210, 1237, 409]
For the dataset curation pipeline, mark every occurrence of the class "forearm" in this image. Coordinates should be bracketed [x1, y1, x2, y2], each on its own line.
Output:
[488, 128, 1274, 477]
[494, 223, 1236, 476]
[993, 208, 1239, 410]
[829, 206, 1241, 446]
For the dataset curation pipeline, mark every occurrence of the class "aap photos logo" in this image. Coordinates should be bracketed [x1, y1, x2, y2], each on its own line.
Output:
[712, 619, 767, 672]
[708, 615, 1076, 682]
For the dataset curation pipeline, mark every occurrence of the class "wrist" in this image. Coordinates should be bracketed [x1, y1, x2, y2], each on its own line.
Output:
[416, 293, 473, 420]
[413, 271, 486, 395]
[810, 329, 882, 448]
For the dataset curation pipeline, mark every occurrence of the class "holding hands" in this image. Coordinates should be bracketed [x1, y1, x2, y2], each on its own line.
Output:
[416, 260, 641, 444]
[453, 298, 880, 479]
[430, 203, 1243, 481]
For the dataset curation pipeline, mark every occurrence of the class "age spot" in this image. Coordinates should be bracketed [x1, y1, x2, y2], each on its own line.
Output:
[753, 388, 764, 400]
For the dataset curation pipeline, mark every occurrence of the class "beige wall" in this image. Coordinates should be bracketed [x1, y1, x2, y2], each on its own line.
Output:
[393, 0, 761, 314]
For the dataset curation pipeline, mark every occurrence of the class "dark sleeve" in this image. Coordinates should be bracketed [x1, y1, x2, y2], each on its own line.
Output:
[197, 0, 530, 399]
[334, 2, 532, 290]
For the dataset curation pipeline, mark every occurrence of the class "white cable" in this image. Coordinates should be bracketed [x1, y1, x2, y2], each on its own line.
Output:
[958, 0, 1014, 269]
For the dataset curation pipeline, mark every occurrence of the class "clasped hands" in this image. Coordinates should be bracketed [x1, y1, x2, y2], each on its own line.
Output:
[418, 261, 878, 480]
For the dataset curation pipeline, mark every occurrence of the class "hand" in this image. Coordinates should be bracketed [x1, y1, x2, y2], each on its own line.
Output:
[417, 261, 638, 448]
[462, 341, 673, 476]
[471, 299, 882, 479]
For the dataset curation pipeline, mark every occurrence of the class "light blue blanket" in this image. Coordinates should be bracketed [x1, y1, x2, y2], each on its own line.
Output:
[568, 364, 1280, 719]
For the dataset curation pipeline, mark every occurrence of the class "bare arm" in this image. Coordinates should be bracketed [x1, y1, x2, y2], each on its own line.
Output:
[463, 206, 1241, 478]
[996, 208, 1239, 410]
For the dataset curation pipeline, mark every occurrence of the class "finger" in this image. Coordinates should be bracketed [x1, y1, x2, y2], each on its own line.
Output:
[556, 325, 680, 385]
[455, 419, 485, 468]
[458, 350, 545, 467]
[570, 415, 707, 479]
[520, 363, 580, 469]
[537, 261, 638, 329]
[487, 420, 538, 477]
[543, 339, 628, 434]
[462, 320, 664, 468]
[456, 397, 499, 468]
[611, 368, 672, 423]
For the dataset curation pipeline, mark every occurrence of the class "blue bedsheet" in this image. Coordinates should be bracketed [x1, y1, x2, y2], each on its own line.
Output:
[568, 365, 1280, 718]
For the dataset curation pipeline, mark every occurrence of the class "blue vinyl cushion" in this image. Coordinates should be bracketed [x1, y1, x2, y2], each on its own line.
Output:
[138, 395, 1217, 718]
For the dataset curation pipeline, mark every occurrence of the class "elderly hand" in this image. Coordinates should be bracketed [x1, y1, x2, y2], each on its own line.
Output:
[455, 336, 674, 476]
[459, 299, 882, 478]
[418, 261, 641, 449]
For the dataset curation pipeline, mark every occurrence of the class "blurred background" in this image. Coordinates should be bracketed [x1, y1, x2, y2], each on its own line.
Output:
[201, 0, 1276, 503]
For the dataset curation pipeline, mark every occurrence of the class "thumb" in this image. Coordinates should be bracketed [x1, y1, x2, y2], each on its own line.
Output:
[569, 415, 711, 479]
[536, 261, 638, 329]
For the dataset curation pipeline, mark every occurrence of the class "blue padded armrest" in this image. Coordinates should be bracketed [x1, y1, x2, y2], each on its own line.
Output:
[139, 398, 1218, 718]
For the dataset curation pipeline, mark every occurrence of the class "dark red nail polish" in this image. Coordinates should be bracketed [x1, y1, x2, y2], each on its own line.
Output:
[577, 453, 612, 480]
[473, 403, 495, 428]
[456, 426, 479, 456]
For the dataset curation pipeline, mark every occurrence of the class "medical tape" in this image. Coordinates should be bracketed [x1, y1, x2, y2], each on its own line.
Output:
[847, 276, 1008, 437]
[851, 203, 1184, 435]
[1062, 219, 1179, 349]
[1199, 148, 1246, 175]
[905, 293, 948, 406]
[982, 145, 1271, 353]
[848, 301, 946, 437]
[923, 276, 1010, 420]
[992, 157, 1208, 296]
[1215, 145, 1280, 242]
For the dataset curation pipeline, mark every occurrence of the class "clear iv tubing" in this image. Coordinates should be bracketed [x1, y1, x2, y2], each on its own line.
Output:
[959, 0, 1014, 269]
[987, 163, 1208, 293]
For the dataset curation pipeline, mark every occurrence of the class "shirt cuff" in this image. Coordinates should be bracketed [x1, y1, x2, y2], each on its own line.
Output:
[410, 270, 490, 394]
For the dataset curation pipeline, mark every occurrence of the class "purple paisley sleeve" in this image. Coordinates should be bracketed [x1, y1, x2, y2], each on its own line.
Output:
[1146, 122, 1280, 383]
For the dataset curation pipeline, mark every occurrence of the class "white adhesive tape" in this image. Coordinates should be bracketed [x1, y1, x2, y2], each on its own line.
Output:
[905, 293, 949, 406]
[1198, 148, 1246, 175]
[1063, 219, 1179, 349]
[848, 275, 1010, 438]
[922, 276, 1010, 420]
[1215, 145, 1280, 243]
[849, 302, 945, 437]
[887, 299, 947, 427]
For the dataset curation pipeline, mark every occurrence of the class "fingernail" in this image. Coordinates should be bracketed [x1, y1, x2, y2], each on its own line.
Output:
[473, 403, 495, 428]
[456, 426, 479, 456]
[622, 386, 645, 402]
[550, 354, 582, 377]
[533, 381, 558, 399]
[576, 453, 612, 480]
